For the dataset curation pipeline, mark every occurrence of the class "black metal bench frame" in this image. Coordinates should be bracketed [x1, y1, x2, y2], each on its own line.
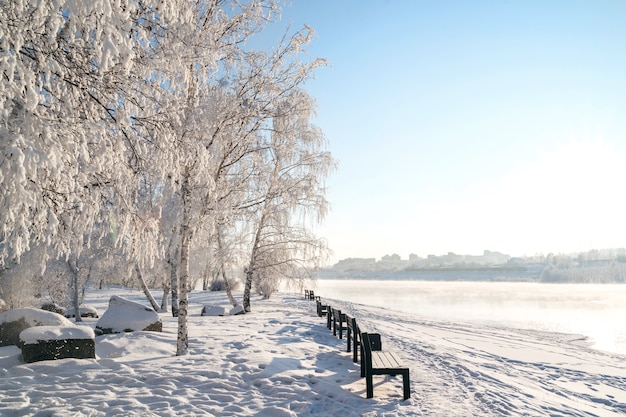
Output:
[346, 316, 360, 362]
[360, 332, 410, 400]
[331, 307, 348, 339]
[316, 299, 328, 317]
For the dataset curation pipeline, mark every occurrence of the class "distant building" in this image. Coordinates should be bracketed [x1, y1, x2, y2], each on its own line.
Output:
[332, 258, 377, 271]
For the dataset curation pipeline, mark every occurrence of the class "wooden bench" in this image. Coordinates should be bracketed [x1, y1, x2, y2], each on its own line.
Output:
[331, 307, 348, 339]
[316, 300, 328, 317]
[304, 289, 310, 299]
[346, 316, 360, 362]
[360, 332, 410, 400]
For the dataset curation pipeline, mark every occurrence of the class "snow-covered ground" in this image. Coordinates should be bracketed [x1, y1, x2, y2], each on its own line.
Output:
[0, 288, 624, 416]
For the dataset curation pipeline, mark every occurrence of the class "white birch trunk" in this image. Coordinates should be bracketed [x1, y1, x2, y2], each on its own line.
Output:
[216, 225, 238, 307]
[160, 281, 170, 312]
[68, 258, 82, 323]
[176, 168, 193, 356]
[243, 209, 267, 312]
[170, 242, 180, 317]
[135, 263, 160, 312]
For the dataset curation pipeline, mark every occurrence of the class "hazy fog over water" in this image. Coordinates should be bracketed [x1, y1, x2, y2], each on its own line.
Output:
[314, 278, 626, 356]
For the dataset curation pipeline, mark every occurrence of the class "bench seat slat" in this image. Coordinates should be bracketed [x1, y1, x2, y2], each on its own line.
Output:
[372, 351, 403, 370]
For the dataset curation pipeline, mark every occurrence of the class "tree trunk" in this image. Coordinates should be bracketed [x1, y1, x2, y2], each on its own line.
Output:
[176, 168, 193, 356]
[68, 258, 82, 323]
[216, 226, 237, 307]
[243, 267, 254, 312]
[176, 225, 191, 356]
[160, 281, 170, 312]
[222, 267, 238, 307]
[170, 243, 180, 317]
[202, 260, 210, 291]
[243, 209, 268, 312]
[135, 263, 160, 312]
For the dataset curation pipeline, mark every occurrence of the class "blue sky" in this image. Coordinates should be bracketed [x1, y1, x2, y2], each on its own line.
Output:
[264, 1, 626, 262]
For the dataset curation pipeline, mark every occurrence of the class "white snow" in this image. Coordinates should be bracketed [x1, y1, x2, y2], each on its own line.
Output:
[0, 288, 624, 416]
[19, 325, 95, 345]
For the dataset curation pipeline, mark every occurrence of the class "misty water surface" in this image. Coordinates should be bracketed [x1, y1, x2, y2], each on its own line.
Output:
[313, 279, 626, 356]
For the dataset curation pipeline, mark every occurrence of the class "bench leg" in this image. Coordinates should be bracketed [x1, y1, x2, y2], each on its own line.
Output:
[402, 370, 410, 400]
[366, 373, 374, 399]
[360, 345, 365, 377]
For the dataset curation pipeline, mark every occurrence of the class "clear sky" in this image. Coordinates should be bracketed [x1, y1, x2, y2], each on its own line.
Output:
[264, 1, 626, 263]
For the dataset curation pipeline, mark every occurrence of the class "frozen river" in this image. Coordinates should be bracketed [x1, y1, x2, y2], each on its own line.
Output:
[313, 279, 626, 355]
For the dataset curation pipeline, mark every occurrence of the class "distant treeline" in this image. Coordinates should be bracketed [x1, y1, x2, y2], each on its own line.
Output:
[539, 262, 626, 283]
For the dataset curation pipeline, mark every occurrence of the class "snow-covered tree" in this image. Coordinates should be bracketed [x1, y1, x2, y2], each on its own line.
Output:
[2, 0, 332, 356]
[0, 0, 153, 267]
[240, 46, 334, 311]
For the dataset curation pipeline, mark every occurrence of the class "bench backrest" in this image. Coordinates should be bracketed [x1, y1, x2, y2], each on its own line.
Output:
[331, 307, 346, 323]
[331, 307, 347, 337]
[326, 305, 333, 329]
[360, 332, 382, 376]
[316, 300, 328, 317]
[346, 316, 359, 360]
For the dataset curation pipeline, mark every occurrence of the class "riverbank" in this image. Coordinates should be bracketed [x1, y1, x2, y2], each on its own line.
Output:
[0, 288, 624, 416]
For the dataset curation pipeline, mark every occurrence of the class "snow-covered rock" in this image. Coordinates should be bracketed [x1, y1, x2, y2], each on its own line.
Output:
[95, 296, 162, 335]
[201, 304, 245, 316]
[0, 308, 74, 347]
[64, 304, 99, 318]
[230, 305, 245, 315]
[19, 326, 95, 363]
[201, 305, 228, 316]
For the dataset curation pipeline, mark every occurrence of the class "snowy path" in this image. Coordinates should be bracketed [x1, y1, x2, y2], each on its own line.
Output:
[0, 289, 624, 416]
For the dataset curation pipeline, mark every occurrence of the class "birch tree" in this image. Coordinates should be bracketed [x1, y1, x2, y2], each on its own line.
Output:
[0, 0, 153, 267]
[126, 0, 284, 355]
[2, 0, 332, 355]
[237, 30, 333, 312]
[241, 98, 333, 310]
